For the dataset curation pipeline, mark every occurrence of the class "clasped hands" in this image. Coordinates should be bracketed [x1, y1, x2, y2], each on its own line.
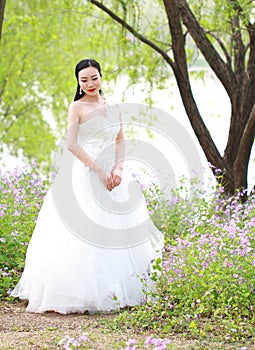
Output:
[94, 164, 123, 191]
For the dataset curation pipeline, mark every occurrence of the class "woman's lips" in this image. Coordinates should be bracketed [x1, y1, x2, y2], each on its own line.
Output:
[87, 88, 96, 92]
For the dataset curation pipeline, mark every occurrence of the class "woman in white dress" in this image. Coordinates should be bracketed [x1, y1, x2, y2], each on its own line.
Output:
[11, 59, 164, 314]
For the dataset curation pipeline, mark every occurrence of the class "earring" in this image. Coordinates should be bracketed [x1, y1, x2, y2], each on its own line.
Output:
[79, 87, 82, 95]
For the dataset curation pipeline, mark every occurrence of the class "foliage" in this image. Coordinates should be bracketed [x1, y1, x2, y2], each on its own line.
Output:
[87, 0, 255, 76]
[111, 181, 255, 345]
[1, 163, 255, 346]
[0, 162, 49, 299]
[0, 0, 127, 168]
[0, 0, 195, 168]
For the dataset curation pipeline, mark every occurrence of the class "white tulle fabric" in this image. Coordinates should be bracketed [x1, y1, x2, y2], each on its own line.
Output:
[11, 105, 164, 314]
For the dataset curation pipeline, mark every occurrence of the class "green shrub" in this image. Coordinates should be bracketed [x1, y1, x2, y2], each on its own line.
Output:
[0, 163, 49, 299]
[114, 182, 255, 344]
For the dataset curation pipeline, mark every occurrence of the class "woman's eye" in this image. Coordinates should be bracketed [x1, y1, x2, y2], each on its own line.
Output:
[92, 78, 98, 81]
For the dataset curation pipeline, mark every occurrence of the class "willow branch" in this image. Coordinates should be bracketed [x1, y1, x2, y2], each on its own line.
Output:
[87, 0, 175, 69]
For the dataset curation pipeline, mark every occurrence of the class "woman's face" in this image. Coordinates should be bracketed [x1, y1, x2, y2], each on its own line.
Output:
[78, 66, 102, 96]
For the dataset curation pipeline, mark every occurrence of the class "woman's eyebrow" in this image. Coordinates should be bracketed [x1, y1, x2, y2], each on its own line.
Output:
[80, 74, 98, 79]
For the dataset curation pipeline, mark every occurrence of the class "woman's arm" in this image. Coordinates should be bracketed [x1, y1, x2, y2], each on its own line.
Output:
[67, 103, 96, 169]
[111, 122, 125, 187]
[67, 103, 114, 191]
[114, 124, 125, 170]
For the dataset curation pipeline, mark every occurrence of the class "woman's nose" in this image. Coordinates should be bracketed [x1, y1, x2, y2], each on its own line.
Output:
[88, 80, 94, 87]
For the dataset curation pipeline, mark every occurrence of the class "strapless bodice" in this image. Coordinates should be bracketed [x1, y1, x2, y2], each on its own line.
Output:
[77, 106, 121, 170]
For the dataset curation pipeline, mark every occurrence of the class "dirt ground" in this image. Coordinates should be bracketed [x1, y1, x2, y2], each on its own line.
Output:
[0, 301, 253, 350]
[0, 300, 126, 350]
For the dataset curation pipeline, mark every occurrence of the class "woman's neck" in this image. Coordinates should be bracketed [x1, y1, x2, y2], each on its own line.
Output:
[81, 94, 102, 104]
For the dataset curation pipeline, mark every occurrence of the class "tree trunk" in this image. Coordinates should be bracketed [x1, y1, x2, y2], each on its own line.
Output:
[163, 0, 235, 191]
[177, 0, 255, 195]
[0, 0, 6, 41]
[234, 106, 255, 197]
[88, 0, 255, 197]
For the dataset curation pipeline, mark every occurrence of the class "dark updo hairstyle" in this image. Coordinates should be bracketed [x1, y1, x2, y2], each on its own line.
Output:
[74, 58, 103, 101]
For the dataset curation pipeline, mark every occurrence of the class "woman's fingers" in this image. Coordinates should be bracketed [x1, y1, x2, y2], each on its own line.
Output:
[111, 168, 122, 189]
[106, 173, 114, 191]
[100, 171, 122, 191]
[113, 175, 121, 187]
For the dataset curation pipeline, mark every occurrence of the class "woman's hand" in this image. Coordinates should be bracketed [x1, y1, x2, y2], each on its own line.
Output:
[111, 165, 123, 189]
[92, 162, 122, 191]
[94, 167, 114, 191]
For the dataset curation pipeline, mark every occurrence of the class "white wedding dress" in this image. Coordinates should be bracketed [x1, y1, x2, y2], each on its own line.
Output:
[11, 104, 164, 314]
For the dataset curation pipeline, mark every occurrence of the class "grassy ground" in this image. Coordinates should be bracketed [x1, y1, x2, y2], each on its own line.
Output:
[0, 301, 253, 350]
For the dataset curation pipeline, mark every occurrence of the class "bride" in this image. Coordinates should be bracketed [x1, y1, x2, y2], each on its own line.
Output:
[11, 59, 164, 314]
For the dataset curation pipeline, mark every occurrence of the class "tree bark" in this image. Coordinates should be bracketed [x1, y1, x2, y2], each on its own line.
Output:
[0, 0, 6, 41]
[234, 105, 255, 195]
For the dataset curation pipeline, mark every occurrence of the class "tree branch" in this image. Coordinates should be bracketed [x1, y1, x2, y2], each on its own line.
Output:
[162, 0, 187, 74]
[232, 13, 245, 80]
[87, 0, 175, 69]
[0, 0, 6, 41]
[241, 22, 255, 131]
[205, 30, 232, 68]
[230, 0, 254, 27]
[247, 22, 255, 83]
[162, 0, 228, 179]
[179, 0, 236, 99]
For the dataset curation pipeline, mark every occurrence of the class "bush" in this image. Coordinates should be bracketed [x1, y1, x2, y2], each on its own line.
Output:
[114, 182, 255, 344]
[0, 163, 49, 299]
[1, 163, 255, 345]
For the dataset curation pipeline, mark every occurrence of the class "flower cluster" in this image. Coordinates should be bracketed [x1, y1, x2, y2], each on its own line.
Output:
[1, 161, 255, 345]
[116, 178, 255, 343]
[58, 333, 87, 349]
[0, 163, 49, 298]
[125, 336, 171, 349]
[161, 185, 255, 319]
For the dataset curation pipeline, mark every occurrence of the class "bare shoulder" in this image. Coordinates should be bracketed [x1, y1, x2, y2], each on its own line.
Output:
[68, 101, 83, 114]
[68, 101, 87, 123]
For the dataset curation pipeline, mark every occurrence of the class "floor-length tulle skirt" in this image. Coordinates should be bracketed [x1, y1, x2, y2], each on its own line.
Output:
[11, 159, 163, 314]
